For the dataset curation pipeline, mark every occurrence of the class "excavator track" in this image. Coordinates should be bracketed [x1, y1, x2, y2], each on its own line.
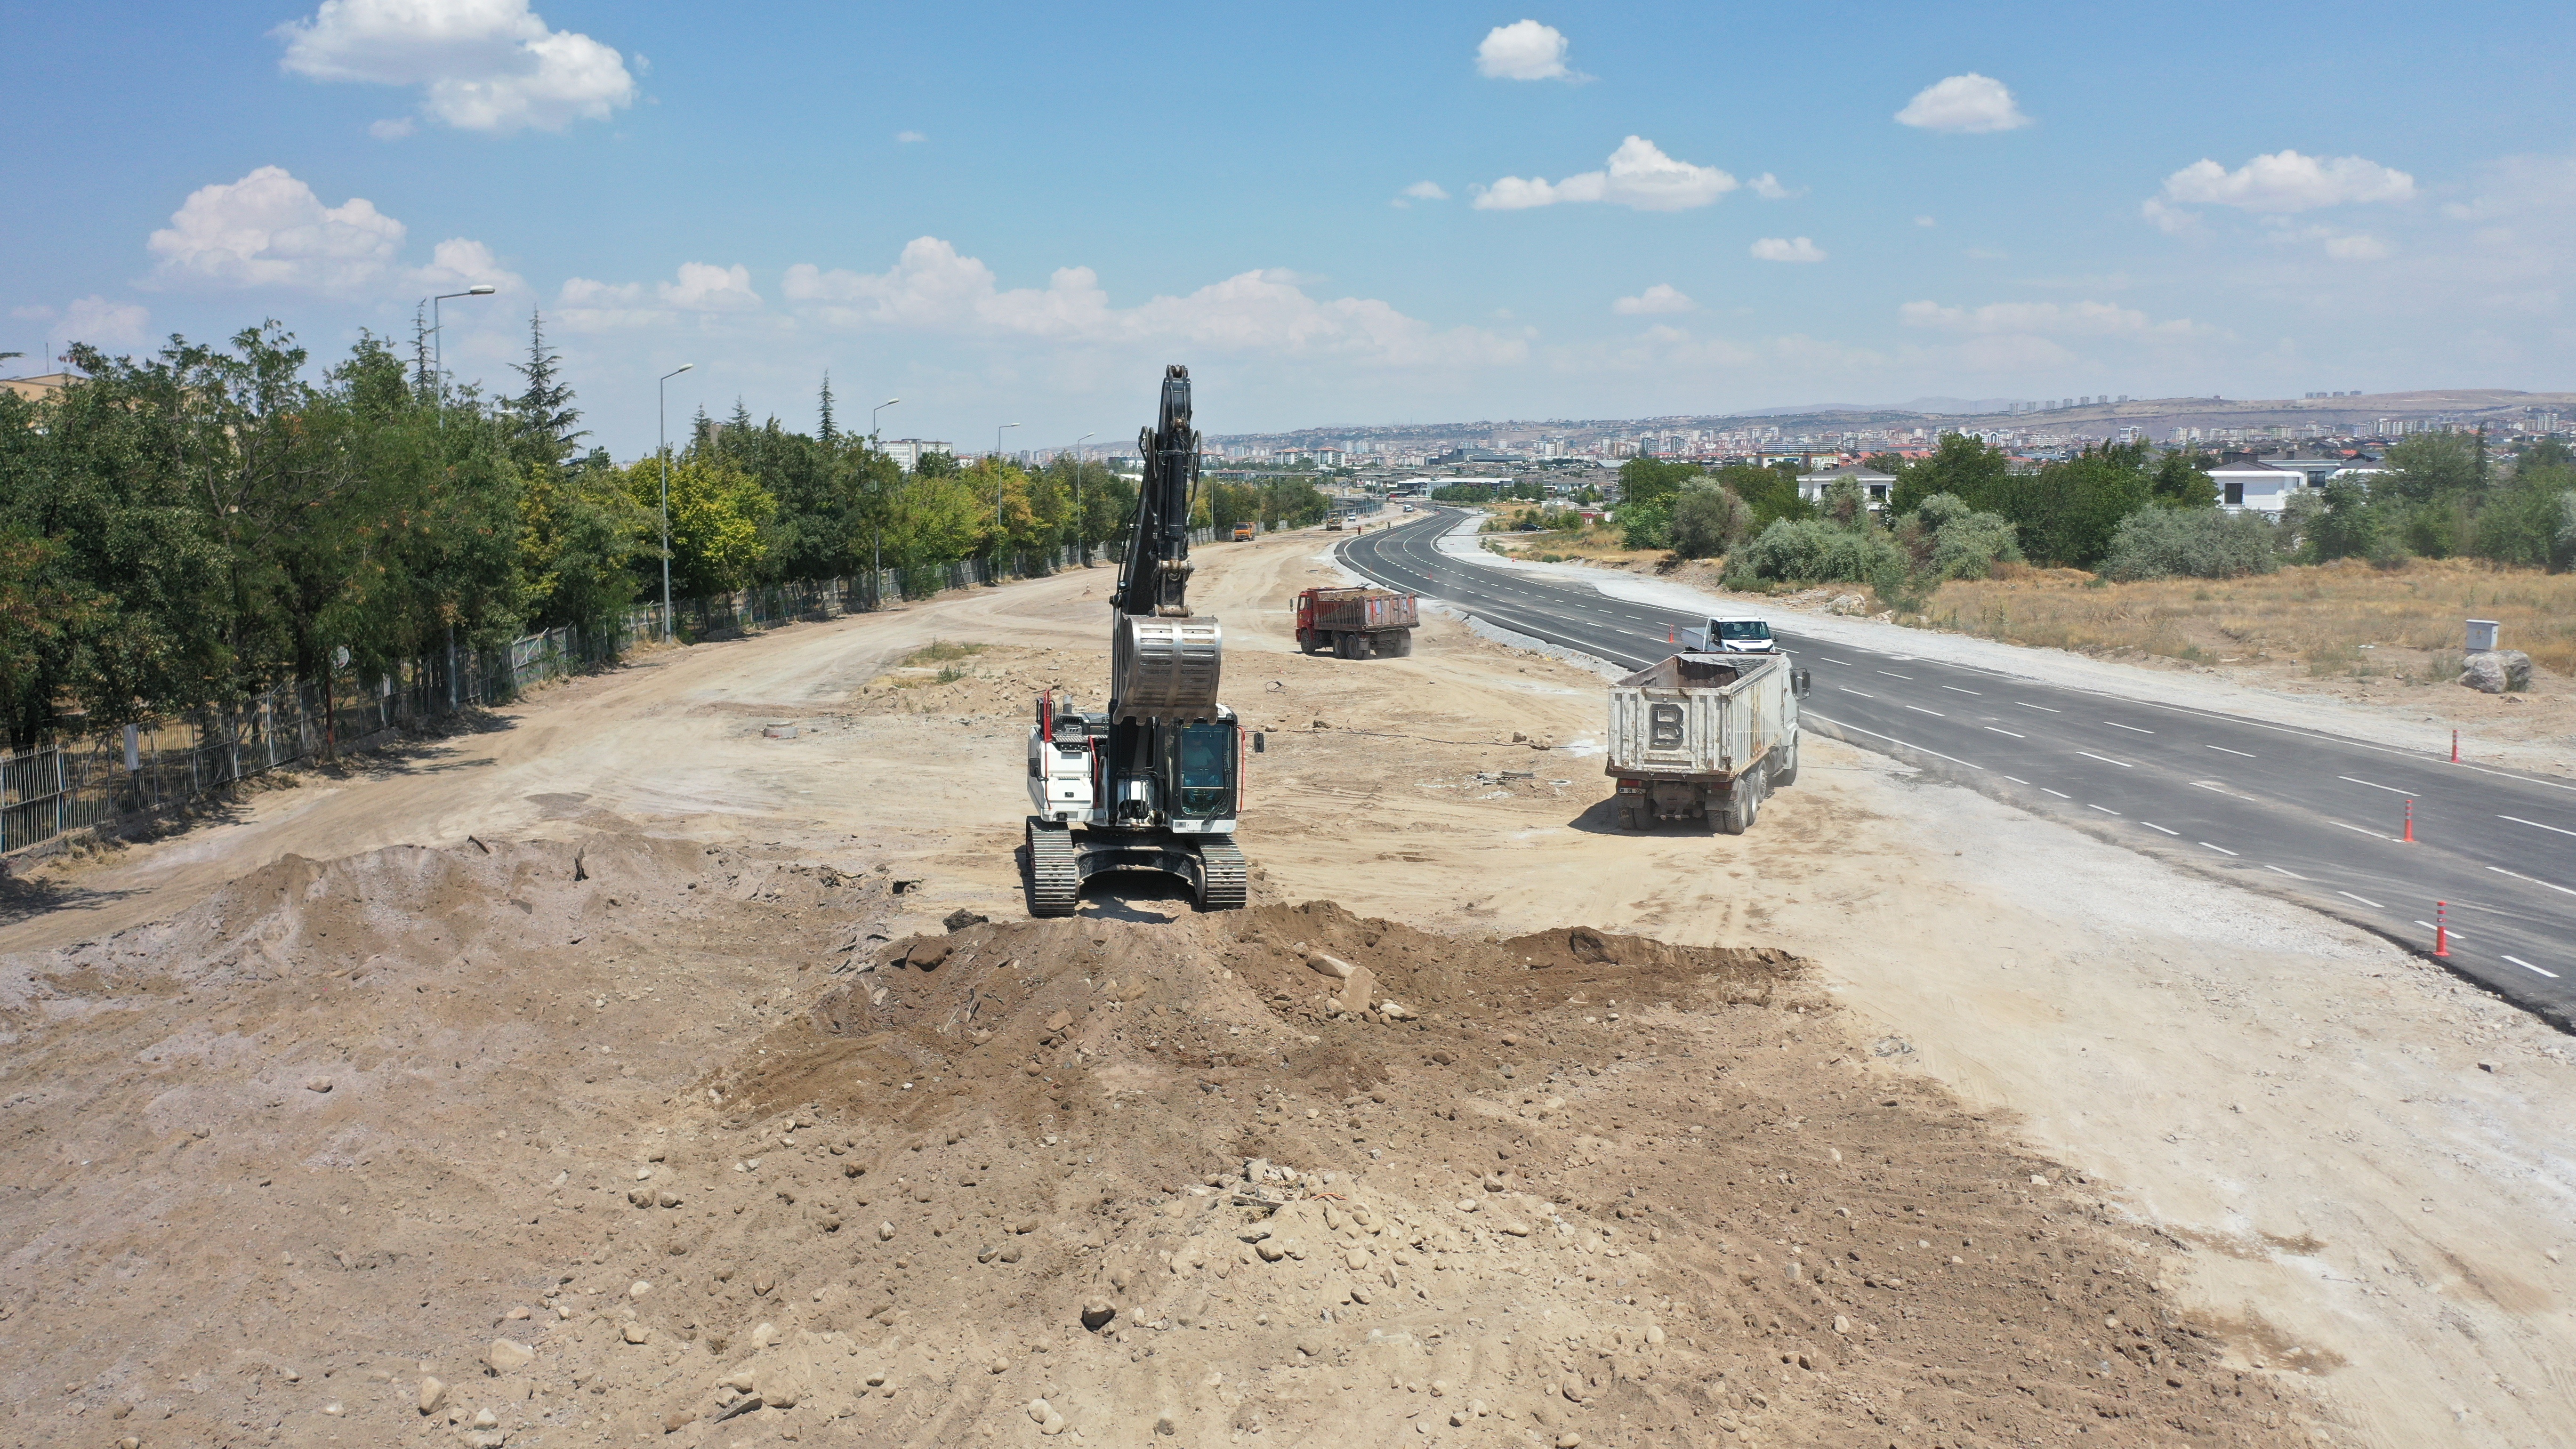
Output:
[1194, 837, 1248, 911]
[1026, 818, 1080, 917]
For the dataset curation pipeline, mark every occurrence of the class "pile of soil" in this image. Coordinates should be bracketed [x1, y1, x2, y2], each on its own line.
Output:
[0, 832, 2315, 1447]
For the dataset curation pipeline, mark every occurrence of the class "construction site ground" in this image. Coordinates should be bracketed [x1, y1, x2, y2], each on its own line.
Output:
[1, 525, 2566, 1449]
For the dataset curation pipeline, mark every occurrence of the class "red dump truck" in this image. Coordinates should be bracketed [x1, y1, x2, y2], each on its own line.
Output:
[1294, 587, 1418, 659]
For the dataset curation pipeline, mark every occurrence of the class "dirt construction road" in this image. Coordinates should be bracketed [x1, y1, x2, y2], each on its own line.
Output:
[4, 524, 2569, 1448]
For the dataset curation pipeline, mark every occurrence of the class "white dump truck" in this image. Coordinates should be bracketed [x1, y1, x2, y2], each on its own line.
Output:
[1604, 651, 1811, 834]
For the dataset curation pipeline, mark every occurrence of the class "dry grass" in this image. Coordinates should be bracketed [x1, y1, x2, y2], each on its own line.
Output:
[1481, 518, 1656, 566]
[1914, 558, 2576, 682]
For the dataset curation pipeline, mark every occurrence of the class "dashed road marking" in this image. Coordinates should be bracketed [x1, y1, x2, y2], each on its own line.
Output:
[2499, 814, 2576, 838]
[2336, 890, 2385, 909]
[1941, 685, 1982, 695]
[2042, 788, 2071, 799]
[2206, 744, 2256, 758]
[1986, 726, 2026, 739]
[2016, 701, 2061, 712]
[2104, 721, 2154, 734]
[2502, 955, 2559, 977]
[2339, 775, 2416, 796]
[2088, 804, 2120, 815]
[2076, 751, 2133, 768]
[2263, 863, 2303, 878]
[1904, 705, 1944, 717]
[2200, 842, 2239, 856]
[2330, 821, 2386, 840]
[2142, 821, 2180, 836]
[1840, 688, 1875, 699]
[2486, 865, 2576, 898]
[1878, 671, 1914, 680]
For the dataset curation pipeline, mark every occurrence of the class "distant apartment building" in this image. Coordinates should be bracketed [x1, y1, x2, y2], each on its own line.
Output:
[2208, 458, 2308, 515]
[1, 371, 74, 404]
[1795, 462, 1896, 510]
[873, 438, 956, 472]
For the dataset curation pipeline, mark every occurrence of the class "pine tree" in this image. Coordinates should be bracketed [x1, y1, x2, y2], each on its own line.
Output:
[816, 371, 837, 443]
[411, 304, 434, 395]
[509, 308, 585, 465]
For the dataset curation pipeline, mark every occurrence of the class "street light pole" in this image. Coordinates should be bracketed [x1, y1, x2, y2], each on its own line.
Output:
[659, 363, 695, 643]
[1070, 432, 1095, 564]
[427, 283, 498, 427]
[869, 398, 900, 581]
[993, 423, 1022, 560]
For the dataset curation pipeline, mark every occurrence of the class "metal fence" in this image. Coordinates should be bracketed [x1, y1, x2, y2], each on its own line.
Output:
[0, 527, 1250, 859]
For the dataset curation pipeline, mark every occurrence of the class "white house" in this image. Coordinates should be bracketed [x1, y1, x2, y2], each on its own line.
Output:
[1795, 463, 1896, 511]
[2207, 459, 2308, 515]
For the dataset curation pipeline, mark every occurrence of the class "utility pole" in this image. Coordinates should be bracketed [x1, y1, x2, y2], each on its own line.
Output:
[426, 284, 498, 427]
[659, 364, 696, 642]
[870, 398, 900, 585]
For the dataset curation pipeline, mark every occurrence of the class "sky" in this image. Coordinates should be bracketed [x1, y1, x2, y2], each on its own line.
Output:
[3, 1, 2572, 458]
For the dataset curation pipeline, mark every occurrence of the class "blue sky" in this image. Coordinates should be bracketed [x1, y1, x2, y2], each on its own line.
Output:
[4, 1, 2570, 456]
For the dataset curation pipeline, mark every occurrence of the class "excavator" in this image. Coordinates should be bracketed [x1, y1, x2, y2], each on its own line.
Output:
[1022, 365, 1246, 916]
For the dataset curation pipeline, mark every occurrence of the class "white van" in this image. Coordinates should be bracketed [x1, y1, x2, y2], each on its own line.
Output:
[1682, 616, 1777, 654]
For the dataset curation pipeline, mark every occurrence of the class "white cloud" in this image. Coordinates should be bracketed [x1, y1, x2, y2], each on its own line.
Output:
[1476, 20, 1576, 81]
[1915, 215, 1937, 227]
[895, 130, 926, 143]
[780, 236, 1523, 369]
[1402, 180, 1449, 201]
[1899, 298, 2198, 337]
[369, 116, 416, 140]
[275, 0, 636, 133]
[1612, 284, 1695, 316]
[660, 262, 762, 311]
[1473, 137, 1738, 212]
[17, 296, 154, 350]
[1749, 236, 1826, 263]
[1747, 173, 1795, 200]
[2323, 233, 2389, 260]
[2157, 150, 2415, 213]
[2139, 197, 2200, 235]
[1894, 73, 2030, 134]
[146, 166, 404, 293]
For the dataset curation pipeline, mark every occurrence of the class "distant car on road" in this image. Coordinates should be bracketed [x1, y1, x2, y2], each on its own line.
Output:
[1231, 522, 1256, 541]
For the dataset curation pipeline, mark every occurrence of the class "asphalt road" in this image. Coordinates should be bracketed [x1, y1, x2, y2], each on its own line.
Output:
[1338, 507, 2576, 1029]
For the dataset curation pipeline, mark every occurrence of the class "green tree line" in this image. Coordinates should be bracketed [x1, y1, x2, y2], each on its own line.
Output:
[0, 317, 1169, 748]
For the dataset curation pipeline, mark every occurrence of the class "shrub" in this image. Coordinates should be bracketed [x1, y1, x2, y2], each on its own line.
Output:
[2100, 509, 2283, 581]
[1669, 482, 1753, 559]
[1618, 502, 1671, 551]
[1722, 517, 1908, 590]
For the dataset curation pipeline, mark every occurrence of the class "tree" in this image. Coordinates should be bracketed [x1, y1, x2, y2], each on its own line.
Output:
[2149, 450, 2218, 509]
[1617, 457, 1703, 511]
[1985, 443, 2152, 568]
[1669, 481, 1753, 559]
[508, 309, 584, 467]
[2378, 433, 2480, 505]
[1889, 434, 2012, 516]
[623, 456, 775, 595]
[815, 372, 837, 444]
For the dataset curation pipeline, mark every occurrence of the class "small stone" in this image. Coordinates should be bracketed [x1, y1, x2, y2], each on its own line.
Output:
[622, 1323, 650, 1344]
[419, 1376, 448, 1414]
[1379, 1000, 1414, 1021]
[878, 1221, 896, 1241]
[2478, 1061, 2498, 1073]
[1256, 1240, 1286, 1263]
[1081, 1299, 1118, 1331]
[117, 1440, 140, 1449]
[485, 1339, 535, 1373]
[1297, 1338, 1324, 1358]
[942, 909, 988, 932]
[304, 1077, 332, 1093]
[1155, 1410, 1178, 1435]
[1560, 1379, 1586, 1403]
[1646, 1325, 1665, 1345]
[1045, 1009, 1074, 1033]
[472, 1408, 499, 1430]
[1833, 1314, 1850, 1334]
[752, 1321, 779, 1348]
[661, 1410, 699, 1433]
[1027, 1398, 1055, 1424]
[504, 1306, 530, 1320]
[1556, 1435, 1583, 1449]
[322, 1401, 344, 1416]
[629, 1280, 652, 1299]
[1456, 1198, 1479, 1213]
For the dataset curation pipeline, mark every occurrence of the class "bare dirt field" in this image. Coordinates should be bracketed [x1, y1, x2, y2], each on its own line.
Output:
[2, 526, 2568, 1449]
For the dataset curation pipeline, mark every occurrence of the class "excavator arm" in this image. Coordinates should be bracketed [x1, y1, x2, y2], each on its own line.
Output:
[1111, 364, 1199, 618]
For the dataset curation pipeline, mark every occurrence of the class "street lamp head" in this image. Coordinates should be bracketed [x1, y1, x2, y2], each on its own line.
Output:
[880, 398, 900, 408]
[466, 283, 497, 296]
[675, 362, 694, 374]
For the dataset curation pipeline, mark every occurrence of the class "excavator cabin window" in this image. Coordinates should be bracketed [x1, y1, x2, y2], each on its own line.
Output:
[1171, 722, 1236, 818]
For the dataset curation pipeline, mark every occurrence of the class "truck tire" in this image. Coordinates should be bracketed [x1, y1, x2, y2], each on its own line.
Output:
[1717, 778, 1761, 835]
[1383, 629, 1413, 657]
[1618, 804, 1646, 831]
[1771, 737, 1799, 789]
[1296, 627, 1313, 653]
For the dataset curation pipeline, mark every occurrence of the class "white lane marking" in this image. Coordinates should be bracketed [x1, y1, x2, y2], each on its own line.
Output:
[2336, 890, 2385, 909]
[2103, 721, 2155, 734]
[2200, 842, 2239, 856]
[2487, 865, 2576, 899]
[1877, 671, 1914, 680]
[1941, 685, 1982, 695]
[2338, 775, 2416, 796]
[1986, 726, 2026, 739]
[1804, 716, 1983, 770]
[2206, 744, 2256, 758]
[2142, 821, 2180, 836]
[1821, 658, 1852, 666]
[2329, 821, 2387, 840]
[2076, 751, 2133, 768]
[2004, 775, 2028, 783]
[2499, 814, 2576, 838]
[2088, 804, 2120, 816]
[1840, 688, 1876, 699]
[2016, 701, 2061, 712]
[1904, 705, 1944, 717]
[2263, 863, 2304, 878]
[2503, 955, 2560, 979]
[2412, 921, 2468, 943]
[2043, 787, 2070, 798]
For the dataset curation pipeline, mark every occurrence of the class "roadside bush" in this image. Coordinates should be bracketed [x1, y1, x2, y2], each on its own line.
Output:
[1618, 501, 1671, 551]
[1722, 517, 1908, 590]
[2100, 508, 2282, 581]
[1669, 481, 1754, 559]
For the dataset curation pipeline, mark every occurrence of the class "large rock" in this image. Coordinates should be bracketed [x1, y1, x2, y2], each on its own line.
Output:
[2460, 650, 2532, 693]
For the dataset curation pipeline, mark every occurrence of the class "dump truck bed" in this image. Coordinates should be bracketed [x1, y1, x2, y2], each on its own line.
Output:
[1304, 588, 1418, 633]
[1604, 652, 1795, 781]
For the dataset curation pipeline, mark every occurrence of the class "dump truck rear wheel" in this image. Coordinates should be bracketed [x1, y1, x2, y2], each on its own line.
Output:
[1717, 780, 1760, 835]
[1382, 630, 1413, 657]
[1618, 805, 1646, 831]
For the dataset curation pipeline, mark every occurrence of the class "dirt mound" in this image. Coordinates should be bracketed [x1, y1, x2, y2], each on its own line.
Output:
[0, 842, 2313, 1448]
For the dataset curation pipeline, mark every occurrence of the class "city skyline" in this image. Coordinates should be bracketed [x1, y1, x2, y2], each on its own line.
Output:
[4, 1, 2572, 458]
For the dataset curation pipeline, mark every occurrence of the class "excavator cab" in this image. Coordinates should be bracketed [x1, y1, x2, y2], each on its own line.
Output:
[1164, 717, 1240, 825]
